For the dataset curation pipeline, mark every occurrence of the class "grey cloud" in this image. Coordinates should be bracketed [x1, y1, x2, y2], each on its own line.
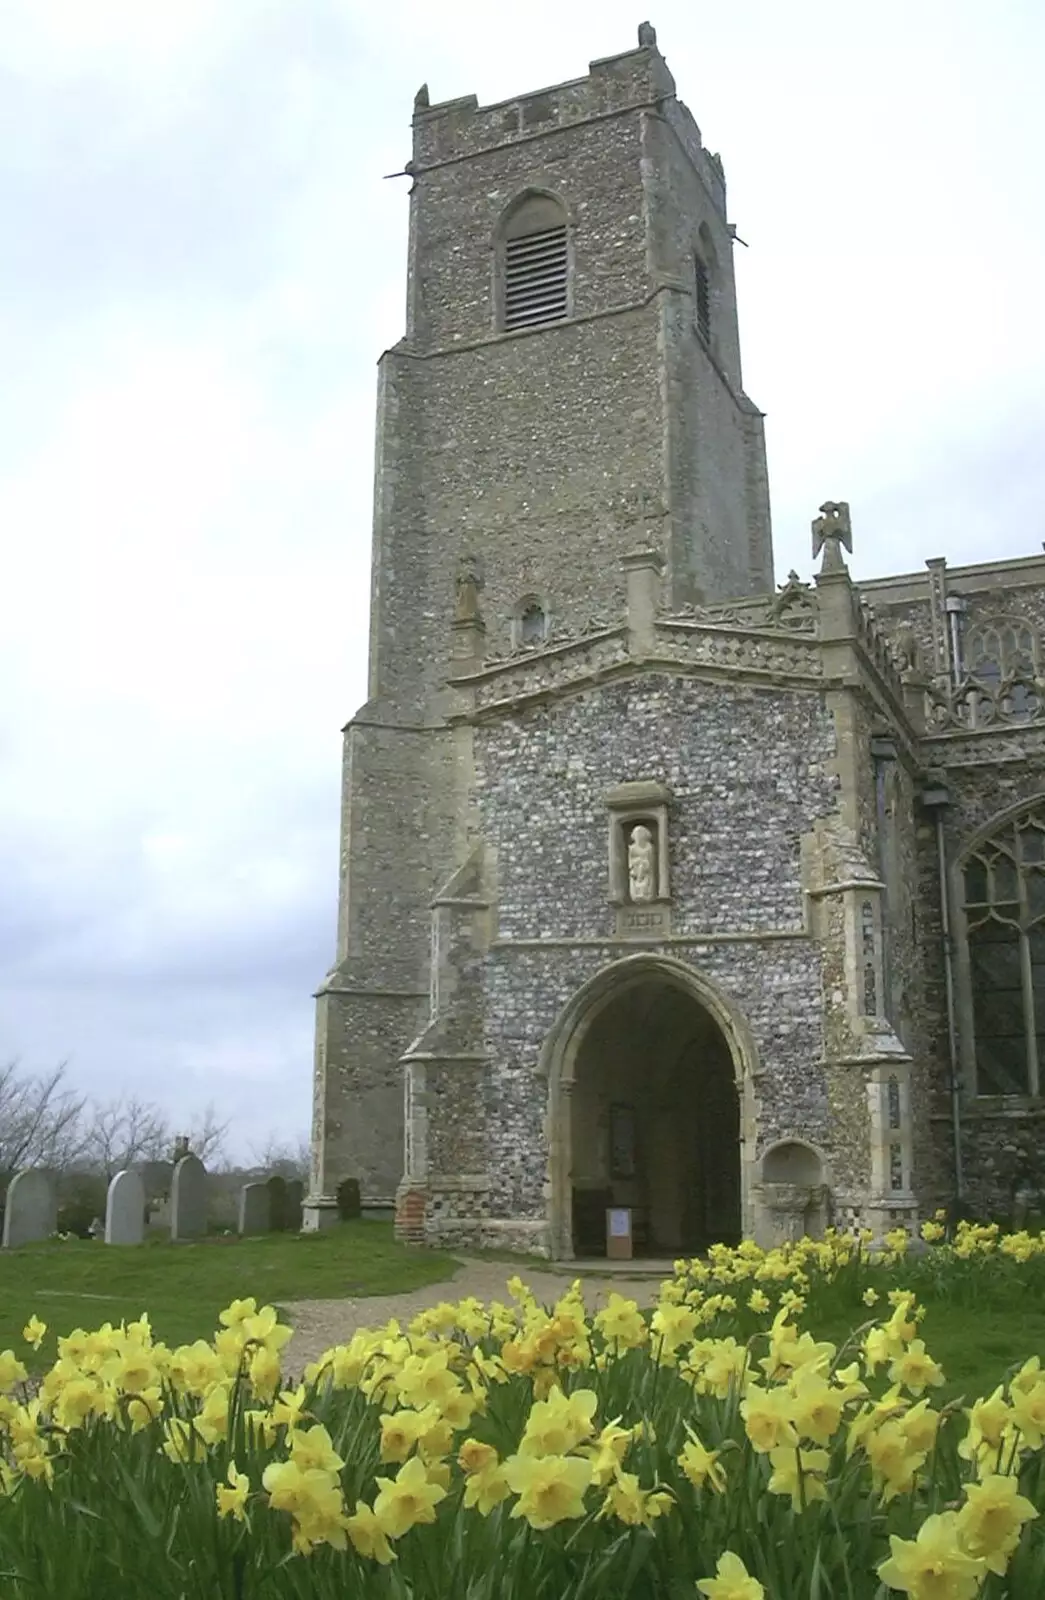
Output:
[0, 3, 361, 314]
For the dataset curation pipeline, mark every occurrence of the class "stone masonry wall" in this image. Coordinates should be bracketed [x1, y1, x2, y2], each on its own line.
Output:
[476, 675, 836, 940]
[471, 672, 843, 1221]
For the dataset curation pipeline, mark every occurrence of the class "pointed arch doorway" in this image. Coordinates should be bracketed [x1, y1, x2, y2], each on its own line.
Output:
[543, 957, 753, 1260]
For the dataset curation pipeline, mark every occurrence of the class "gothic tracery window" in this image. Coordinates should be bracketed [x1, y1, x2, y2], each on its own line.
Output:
[963, 620, 1039, 722]
[963, 806, 1045, 1096]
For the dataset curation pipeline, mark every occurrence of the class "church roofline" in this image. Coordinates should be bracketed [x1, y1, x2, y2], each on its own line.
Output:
[417, 41, 669, 124]
[859, 548, 1045, 604]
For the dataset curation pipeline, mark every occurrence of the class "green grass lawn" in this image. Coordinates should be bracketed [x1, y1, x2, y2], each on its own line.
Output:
[3, 1225, 1043, 1404]
[813, 1298, 1045, 1404]
[0, 1223, 457, 1367]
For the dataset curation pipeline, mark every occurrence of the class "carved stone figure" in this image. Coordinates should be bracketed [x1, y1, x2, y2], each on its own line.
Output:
[627, 823, 656, 902]
[455, 558, 483, 624]
[812, 501, 852, 574]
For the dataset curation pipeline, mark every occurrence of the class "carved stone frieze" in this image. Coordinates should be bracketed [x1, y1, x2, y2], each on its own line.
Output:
[654, 621, 822, 679]
[464, 630, 630, 713]
[667, 571, 817, 634]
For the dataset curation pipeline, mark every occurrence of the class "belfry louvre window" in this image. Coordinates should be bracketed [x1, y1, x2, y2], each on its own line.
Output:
[963, 806, 1045, 1096]
[694, 255, 711, 343]
[504, 224, 568, 329]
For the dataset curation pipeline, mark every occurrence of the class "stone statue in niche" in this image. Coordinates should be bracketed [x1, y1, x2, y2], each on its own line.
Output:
[454, 557, 483, 624]
[627, 822, 656, 902]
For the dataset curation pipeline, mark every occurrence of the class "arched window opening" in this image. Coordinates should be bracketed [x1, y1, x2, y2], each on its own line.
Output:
[520, 600, 547, 646]
[501, 194, 568, 332]
[963, 806, 1045, 1096]
[512, 595, 549, 651]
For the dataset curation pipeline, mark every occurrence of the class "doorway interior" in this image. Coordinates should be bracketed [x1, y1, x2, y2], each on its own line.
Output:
[569, 974, 741, 1257]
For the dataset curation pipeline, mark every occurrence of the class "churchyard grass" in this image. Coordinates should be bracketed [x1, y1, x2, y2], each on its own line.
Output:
[0, 1223, 455, 1367]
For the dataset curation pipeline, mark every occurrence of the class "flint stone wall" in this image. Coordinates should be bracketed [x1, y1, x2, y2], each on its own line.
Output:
[463, 673, 838, 1222]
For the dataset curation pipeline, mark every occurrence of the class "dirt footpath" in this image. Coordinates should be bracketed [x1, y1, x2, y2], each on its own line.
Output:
[283, 1258, 669, 1376]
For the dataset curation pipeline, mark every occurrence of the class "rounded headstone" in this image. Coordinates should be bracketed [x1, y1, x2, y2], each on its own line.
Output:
[2, 1169, 58, 1249]
[105, 1168, 146, 1246]
[170, 1153, 208, 1241]
[238, 1181, 272, 1236]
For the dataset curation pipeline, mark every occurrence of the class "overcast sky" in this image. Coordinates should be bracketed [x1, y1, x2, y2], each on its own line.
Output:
[2, 1, 1043, 1162]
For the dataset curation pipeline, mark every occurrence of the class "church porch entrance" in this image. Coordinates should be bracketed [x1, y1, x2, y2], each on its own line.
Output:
[558, 969, 743, 1259]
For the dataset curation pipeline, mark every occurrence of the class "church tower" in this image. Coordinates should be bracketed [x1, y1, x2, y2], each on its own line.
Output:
[304, 25, 774, 1225]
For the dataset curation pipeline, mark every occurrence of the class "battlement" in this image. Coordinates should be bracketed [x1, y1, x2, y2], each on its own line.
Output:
[411, 23, 726, 209]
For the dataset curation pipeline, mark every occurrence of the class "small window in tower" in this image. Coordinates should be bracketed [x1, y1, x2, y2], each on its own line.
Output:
[520, 601, 547, 646]
[694, 254, 711, 344]
[500, 193, 569, 332]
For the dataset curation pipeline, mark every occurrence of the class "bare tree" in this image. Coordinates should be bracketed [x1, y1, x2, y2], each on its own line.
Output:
[183, 1102, 232, 1170]
[248, 1131, 310, 1181]
[0, 1060, 86, 1185]
[79, 1094, 172, 1181]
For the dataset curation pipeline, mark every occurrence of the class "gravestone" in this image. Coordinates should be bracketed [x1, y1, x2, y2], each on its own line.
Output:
[170, 1153, 207, 1241]
[2, 1168, 57, 1248]
[137, 1160, 172, 1199]
[266, 1175, 289, 1231]
[137, 1160, 173, 1230]
[337, 1177, 361, 1220]
[286, 1179, 304, 1231]
[105, 1169, 145, 1246]
[238, 1182, 271, 1236]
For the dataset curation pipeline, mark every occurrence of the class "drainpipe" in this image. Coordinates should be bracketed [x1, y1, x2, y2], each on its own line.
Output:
[944, 595, 966, 688]
[922, 778, 964, 1199]
[870, 735, 897, 1014]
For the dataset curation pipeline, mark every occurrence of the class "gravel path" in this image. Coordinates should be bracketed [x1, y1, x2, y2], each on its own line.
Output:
[283, 1258, 669, 1376]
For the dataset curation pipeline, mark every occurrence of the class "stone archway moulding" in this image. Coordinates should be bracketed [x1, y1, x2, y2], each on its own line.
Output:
[539, 952, 760, 1260]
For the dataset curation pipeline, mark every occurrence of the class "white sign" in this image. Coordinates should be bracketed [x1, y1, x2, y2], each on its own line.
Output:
[608, 1208, 631, 1238]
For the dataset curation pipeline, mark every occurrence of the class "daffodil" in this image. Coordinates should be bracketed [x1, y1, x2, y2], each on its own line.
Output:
[372, 1455, 447, 1539]
[889, 1338, 945, 1397]
[271, 1383, 311, 1430]
[379, 1406, 430, 1463]
[0, 1351, 28, 1394]
[766, 1444, 830, 1512]
[215, 1462, 250, 1522]
[677, 1429, 726, 1493]
[788, 1371, 844, 1445]
[288, 1422, 345, 1475]
[502, 1451, 591, 1529]
[740, 1383, 797, 1453]
[345, 1501, 396, 1564]
[1010, 1378, 1045, 1449]
[462, 1459, 512, 1514]
[518, 1385, 598, 1456]
[696, 1551, 765, 1600]
[878, 1510, 986, 1599]
[957, 1473, 1038, 1575]
[597, 1468, 673, 1526]
[21, 1316, 46, 1351]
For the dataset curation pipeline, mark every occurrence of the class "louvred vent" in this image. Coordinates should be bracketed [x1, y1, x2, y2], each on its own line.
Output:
[504, 225, 568, 329]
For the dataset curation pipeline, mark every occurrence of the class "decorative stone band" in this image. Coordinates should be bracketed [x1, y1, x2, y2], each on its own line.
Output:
[448, 620, 830, 721]
[921, 722, 1045, 768]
